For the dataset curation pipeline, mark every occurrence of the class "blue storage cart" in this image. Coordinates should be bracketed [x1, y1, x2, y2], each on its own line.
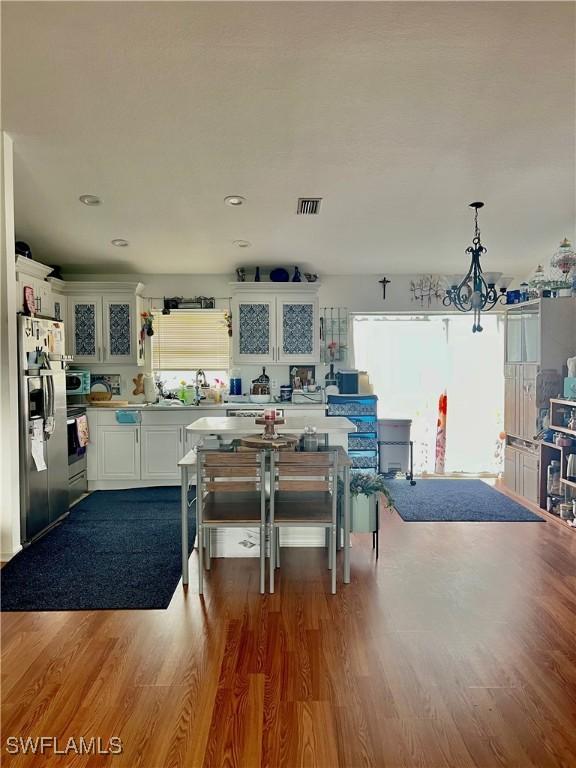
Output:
[327, 394, 378, 470]
[327, 394, 381, 555]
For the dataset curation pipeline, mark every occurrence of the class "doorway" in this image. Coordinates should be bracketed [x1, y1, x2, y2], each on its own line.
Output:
[352, 314, 505, 474]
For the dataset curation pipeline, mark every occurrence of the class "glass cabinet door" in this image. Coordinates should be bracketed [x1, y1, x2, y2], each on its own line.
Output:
[505, 307, 522, 363]
[522, 304, 540, 363]
[69, 296, 101, 362]
[103, 297, 134, 363]
[276, 296, 319, 363]
[232, 297, 275, 363]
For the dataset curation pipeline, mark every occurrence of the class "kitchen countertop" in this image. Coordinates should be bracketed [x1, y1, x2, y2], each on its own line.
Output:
[84, 401, 327, 410]
[186, 415, 355, 435]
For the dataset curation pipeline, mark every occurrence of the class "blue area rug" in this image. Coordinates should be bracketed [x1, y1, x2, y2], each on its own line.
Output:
[386, 479, 544, 523]
[1, 487, 196, 611]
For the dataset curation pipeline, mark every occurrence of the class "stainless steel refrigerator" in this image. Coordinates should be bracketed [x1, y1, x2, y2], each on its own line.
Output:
[18, 315, 69, 544]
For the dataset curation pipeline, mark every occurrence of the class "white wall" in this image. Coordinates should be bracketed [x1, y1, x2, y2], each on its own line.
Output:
[61, 270, 514, 399]
[0, 133, 22, 560]
[62, 271, 448, 313]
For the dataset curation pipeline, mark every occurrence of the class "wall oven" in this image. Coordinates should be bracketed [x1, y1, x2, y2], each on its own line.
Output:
[67, 406, 88, 505]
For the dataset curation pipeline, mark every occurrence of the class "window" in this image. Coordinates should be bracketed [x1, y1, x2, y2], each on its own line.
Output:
[151, 310, 230, 371]
[352, 314, 504, 474]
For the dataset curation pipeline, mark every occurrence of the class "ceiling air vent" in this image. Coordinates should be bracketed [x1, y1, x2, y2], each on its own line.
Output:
[297, 198, 322, 215]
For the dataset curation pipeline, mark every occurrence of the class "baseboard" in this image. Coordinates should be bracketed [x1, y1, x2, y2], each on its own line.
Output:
[1, 544, 22, 563]
[88, 479, 182, 491]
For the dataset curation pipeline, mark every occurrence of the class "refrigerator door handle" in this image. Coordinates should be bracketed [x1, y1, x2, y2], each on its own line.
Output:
[43, 375, 56, 438]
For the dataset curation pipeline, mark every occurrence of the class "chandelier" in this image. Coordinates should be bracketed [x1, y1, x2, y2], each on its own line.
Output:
[550, 238, 576, 281]
[443, 202, 512, 333]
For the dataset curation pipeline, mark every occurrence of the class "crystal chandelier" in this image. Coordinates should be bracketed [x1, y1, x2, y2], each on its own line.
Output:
[443, 202, 512, 333]
[550, 238, 576, 281]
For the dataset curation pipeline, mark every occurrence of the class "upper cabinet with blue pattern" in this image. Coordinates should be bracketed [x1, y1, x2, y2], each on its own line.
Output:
[276, 296, 319, 363]
[232, 286, 319, 364]
[66, 283, 145, 366]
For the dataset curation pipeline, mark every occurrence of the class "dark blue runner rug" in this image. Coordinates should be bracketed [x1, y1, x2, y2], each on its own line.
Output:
[386, 479, 544, 523]
[1, 487, 196, 611]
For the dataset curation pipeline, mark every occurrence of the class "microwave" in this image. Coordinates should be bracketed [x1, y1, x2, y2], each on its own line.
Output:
[66, 369, 91, 395]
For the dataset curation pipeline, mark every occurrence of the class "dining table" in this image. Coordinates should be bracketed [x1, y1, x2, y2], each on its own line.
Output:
[179, 415, 356, 588]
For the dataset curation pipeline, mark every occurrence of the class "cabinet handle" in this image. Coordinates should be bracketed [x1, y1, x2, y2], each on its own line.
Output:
[136, 430, 139, 444]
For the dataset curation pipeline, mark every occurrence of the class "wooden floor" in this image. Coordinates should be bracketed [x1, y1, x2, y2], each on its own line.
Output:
[2, 505, 576, 767]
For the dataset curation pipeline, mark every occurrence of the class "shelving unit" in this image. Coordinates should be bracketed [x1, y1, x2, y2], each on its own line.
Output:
[539, 399, 576, 529]
[502, 297, 576, 507]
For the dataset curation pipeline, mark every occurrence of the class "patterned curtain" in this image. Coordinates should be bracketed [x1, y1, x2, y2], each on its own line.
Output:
[435, 391, 448, 474]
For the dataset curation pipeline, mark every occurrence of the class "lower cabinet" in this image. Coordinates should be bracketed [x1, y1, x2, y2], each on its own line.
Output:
[96, 425, 141, 481]
[140, 425, 184, 481]
[521, 452, 539, 505]
[87, 408, 226, 487]
[503, 445, 539, 505]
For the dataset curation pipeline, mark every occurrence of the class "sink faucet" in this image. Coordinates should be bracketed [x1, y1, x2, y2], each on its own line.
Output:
[194, 369, 207, 405]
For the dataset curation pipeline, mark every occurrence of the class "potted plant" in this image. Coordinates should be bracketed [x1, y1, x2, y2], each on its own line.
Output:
[348, 472, 393, 533]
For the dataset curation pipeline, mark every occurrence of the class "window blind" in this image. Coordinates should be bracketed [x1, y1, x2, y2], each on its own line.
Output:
[152, 310, 230, 370]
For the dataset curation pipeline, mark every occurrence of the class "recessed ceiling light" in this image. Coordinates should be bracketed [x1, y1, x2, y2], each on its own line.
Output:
[233, 240, 251, 248]
[224, 196, 246, 207]
[111, 238, 129, 247]
[79, 194, 101, 206]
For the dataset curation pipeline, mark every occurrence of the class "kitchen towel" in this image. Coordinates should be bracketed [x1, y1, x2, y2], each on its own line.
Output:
[75, 414, 89, 448]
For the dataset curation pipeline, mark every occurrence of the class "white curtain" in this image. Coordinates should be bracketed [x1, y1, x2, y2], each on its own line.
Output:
[352, 314, 504, 474]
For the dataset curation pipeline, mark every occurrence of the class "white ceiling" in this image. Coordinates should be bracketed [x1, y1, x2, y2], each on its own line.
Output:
[2, 1, 575, 276]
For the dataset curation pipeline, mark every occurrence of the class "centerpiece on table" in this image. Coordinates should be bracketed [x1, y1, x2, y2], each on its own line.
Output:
[240, 408, 299, 450]
[349, 472, 393, 533]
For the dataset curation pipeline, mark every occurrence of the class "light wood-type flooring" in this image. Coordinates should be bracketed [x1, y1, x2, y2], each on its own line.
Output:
[2, 497, 576, 767]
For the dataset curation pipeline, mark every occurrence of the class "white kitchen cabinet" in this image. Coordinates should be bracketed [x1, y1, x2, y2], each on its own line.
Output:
[519, 365, 538, 442]
[15, 256, 53, 316]
[520, 452, 539, 505]
[102, 295, 137, 364]
[140, 424, 183, 481]
[504, 298, 575, 369]
[68, 295, 103, 363]
[503, 447, 517, 492]
[64, 282, 145, 365]
[503, 444, 539, 505]
[46, 278, 67, 323]
[231, 284, 320, 365]
[276, 294, 320, 364]
[96, 424, 141, 480]
[503, 364, 520, 438]
[232, 294, 276, 364]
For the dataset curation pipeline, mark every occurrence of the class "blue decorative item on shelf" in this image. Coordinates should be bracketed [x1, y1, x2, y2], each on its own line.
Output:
[254, 267, 261, 282]
[270, 268, 290, 282]
[292, 266, 302, 282]
[563, 378, 576, 399]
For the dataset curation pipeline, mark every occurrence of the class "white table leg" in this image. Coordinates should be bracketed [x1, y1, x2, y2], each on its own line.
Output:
[344, 464, 351, 584]
[181, 465, 189, 586]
